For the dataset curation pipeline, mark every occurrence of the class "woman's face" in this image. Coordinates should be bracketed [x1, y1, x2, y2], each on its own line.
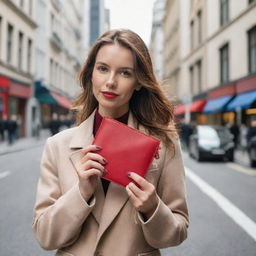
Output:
[91, 43, 139, 118]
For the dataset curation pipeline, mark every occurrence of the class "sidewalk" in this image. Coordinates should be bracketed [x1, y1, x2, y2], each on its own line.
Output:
[234, 148, 251, 168]
[0, 129, 50, 156]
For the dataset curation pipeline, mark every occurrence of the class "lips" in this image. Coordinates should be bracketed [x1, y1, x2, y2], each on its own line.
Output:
[101, 91, 118, 99]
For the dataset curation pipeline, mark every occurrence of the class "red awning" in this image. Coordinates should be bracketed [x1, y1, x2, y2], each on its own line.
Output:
[174, 104, 186, 115]
[189, 99, 206, 112]
[50, 92, 72, 109]
[9, 82, 32, 98]
[0, 76, 10, 88]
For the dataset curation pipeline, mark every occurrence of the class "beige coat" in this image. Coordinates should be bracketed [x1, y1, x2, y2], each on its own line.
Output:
[32, 110, 189, 256]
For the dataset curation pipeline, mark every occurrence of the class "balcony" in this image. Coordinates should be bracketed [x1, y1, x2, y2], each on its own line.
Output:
[51, 0, 62, 12]
[50, 32, 62, 51]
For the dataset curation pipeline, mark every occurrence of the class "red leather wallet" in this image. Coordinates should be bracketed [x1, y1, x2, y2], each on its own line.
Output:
[92, 117, 160, 187]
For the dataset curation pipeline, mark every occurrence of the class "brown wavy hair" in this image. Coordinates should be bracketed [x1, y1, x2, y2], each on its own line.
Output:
[73, 29, 177, 149]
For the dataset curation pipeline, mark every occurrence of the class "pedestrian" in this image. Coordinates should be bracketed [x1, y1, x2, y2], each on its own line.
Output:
[179, 118, 193, 151]
[48, 112, 60, 135]
[32, 29, 189, 256]
[246, 119, 256, 146]
[6, 114, 18, 145]
[229, 121, 240, 148]
[0, 115, 4, 142]
[1, 114, 8, 142]
[240, 123, 248, 151]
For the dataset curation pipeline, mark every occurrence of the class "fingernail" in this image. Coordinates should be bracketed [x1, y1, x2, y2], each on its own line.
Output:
[95, 145, 102, 150]
[102, 169, 107, 176]
[103, 158, 108, 164]
[127, 172, 131, 177]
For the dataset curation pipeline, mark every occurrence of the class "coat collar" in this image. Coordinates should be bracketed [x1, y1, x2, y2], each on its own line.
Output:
[69, 109, 138, 149]
[69, 109, 96, 149]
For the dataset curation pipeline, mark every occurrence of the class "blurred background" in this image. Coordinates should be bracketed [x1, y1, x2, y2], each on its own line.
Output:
[0, 0, 256, 255]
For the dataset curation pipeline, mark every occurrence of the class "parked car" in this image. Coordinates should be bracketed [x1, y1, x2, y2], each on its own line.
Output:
[189, 125, 234, 162]
[248, 136, 256, 167]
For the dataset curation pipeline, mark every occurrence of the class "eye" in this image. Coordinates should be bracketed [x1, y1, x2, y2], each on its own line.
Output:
[97, 65, 108, 73]
[120, 70, 132, 77]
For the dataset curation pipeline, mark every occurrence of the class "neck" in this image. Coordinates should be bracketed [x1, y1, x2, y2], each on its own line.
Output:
[98, 107, 129, 119]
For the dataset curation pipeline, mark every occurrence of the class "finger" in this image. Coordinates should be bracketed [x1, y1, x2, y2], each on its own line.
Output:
[82, 160, 105, 172]
[81, 152, 107, 165]
[127, 172, 150, 190]
[127, 182, 144, 198]
[81, 145, 102, 155]
[126, 185, 141, 206]
[78, 168, 103, 178]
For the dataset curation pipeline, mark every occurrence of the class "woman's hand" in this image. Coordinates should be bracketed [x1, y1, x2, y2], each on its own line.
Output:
[126, 172, 159, 219]
[76, 145, 107, 201]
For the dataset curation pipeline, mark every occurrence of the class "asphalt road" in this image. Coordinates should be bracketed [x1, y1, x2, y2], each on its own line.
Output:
[0, 145, 255, 256]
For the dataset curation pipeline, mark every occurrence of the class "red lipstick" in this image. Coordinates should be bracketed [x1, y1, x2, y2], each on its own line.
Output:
[102, 91, 118, 99]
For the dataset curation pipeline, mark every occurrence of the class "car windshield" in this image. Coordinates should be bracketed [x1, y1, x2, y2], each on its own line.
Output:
[198, 126, 229, 140]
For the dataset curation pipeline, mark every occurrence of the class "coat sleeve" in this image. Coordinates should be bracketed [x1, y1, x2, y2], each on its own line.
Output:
[137, 138, 189, 248]
[32, 137, 95, 250]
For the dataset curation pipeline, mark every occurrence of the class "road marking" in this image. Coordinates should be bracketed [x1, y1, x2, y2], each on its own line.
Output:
[226, 163, 256, 176]
[0, 171, 10, 180]
[185, 167, 256, 241]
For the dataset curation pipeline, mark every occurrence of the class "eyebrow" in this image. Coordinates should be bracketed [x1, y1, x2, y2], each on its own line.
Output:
[95, 61, 134, 70]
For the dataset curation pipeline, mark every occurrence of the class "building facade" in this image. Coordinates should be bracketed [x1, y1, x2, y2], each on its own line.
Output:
[150, 0, 166, 82]
[0, 0, 37, 137]
[0, 0, 88, 137]
[89, 0, 105, 46]
[35, 0, 85, 129]
[163, 0, 256, 126]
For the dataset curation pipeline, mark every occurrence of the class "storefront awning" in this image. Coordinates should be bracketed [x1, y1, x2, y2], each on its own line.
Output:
[9, 82, 32, 98]
[174, 104, 186, 115]
[190, 99, 206, 112]
[51, 92, 72, 109]
[226, 90, 256, 111]
[35, 81, 72, 109]
[36, 92, 57, 104]
[203, 95, 233, 113]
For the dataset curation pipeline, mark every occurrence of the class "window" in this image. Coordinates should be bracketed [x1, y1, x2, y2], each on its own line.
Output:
[18, 31, 23, 70]
[0, 17, 2, 59]
[220, 43, 229, 83]
[27, 38, 32, 73]
[7, 23, 13, 64]
[51, 13, 55, 33]
[248, 26, 256, 74]
[197, 11, 202, 44]
[190, 20, 194, 50]
[190, 66, 194, 94]
[50, 59, 53, 85]
[220, 0, 229, 26]
[29, 0, 33, 16]
[197, 60, 202, 92]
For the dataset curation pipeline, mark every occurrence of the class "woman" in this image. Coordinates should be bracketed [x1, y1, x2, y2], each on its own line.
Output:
[33, 29, 189, 256]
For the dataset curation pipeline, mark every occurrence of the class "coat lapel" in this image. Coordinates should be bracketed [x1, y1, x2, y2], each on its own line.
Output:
[69, 109, 105, 224]
[95, 112, 137, 243]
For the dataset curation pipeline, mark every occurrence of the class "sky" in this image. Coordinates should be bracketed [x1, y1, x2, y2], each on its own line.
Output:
[105, 0, 155, 46]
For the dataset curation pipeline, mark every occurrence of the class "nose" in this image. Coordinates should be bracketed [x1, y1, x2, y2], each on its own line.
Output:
[106, 72, 117, 88]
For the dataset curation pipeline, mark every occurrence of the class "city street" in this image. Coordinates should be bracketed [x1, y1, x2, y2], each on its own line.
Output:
[0, 143, 256, 256]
